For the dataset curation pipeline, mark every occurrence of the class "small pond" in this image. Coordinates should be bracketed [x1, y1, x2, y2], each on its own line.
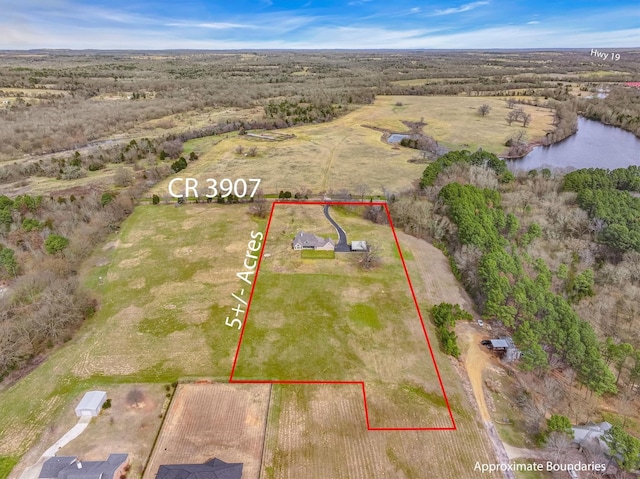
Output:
[387, 133, 411, 144]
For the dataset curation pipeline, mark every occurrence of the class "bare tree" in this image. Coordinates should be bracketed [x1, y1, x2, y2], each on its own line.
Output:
[546, 431, 573, 462]
[246, 146, 258, 157]
[113, 167, 134, 187]
[355, 183, 368, 202]
[478, 104, 492, 116]
[506, 98, 516, 109]
[248, 190, 269, 218]
[358, 244, 380, 270]
[522, 113, 532, 127]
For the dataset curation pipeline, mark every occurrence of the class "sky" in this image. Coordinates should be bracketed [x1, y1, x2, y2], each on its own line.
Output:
[0, 0, 638, 49]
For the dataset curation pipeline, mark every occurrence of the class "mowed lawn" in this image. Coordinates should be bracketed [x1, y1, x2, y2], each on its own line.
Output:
[150, 95, 553, 199]
[232, 205, 452, 428]
[0, 204, 265, 476]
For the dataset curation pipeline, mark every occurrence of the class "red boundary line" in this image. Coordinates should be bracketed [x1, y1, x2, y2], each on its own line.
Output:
[229, 200, 457, 431]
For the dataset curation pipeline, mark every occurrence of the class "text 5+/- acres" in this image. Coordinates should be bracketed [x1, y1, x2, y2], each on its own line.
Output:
[168, 178, 261, 198]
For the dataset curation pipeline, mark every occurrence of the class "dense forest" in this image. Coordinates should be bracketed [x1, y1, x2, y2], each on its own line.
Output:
[389, 157, 640, 402]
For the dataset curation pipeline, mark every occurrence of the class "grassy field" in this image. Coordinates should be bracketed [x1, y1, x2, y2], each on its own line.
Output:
[150, 95, 553, 199]
[233, 204, 453, 429]
[0, 204, 265, 478]
[0, 201, 504, 479]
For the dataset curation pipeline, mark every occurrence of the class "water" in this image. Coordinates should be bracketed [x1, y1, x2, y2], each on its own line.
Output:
[387, 133, 410, 144]
[507, 117, 640, 172]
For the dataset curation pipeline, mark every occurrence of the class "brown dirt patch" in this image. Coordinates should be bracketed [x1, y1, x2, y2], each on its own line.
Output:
[56, 384, 167, 479]
[144, 383, 270, 479]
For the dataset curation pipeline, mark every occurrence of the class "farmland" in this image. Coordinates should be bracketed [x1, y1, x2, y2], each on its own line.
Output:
[151, 95, 554, 198]
[0, 200, 503, 478]
[261, 383, 500, 479]
[144, 383, 270, 479]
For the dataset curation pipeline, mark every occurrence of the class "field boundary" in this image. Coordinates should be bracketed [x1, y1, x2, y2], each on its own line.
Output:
[229, 200, 456, 431]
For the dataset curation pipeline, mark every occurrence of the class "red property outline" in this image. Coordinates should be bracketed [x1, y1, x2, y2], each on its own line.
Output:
[229, 200, 456, 431]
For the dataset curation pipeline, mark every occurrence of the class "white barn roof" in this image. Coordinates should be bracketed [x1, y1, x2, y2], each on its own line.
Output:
[75, 391, 107, 417]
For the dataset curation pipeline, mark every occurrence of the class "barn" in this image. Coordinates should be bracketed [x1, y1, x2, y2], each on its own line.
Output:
[75, 391, 107, 417]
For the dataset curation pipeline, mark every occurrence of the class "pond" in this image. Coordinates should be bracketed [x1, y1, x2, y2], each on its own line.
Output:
[507, 117, 640, 172]
[387, 133, 410, 144]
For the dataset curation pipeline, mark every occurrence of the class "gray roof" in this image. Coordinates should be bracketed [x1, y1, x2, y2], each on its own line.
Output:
[156, 459, 242, 479]
[39, 457, 77, 479]
[41, 454, 128, 479]
[292, 231, 334, 248]
[572, 422, 613, 451]
[490, 339, 509, 349]
[76, 391, 107, 411]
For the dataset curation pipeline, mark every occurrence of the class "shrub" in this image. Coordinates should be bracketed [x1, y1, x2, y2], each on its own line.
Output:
[102, 398, 112, 410]
[152, 194, 160, 205]
[44, 234, 69, 254]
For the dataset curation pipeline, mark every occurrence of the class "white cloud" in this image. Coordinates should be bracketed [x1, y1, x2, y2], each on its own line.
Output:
[527, 21, 540, 25]
[433, 1, 489, 16]
[166, 22, 254, 29]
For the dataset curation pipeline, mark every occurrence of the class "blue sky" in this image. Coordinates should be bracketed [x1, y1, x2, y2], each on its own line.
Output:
[1, 0, 638, 49]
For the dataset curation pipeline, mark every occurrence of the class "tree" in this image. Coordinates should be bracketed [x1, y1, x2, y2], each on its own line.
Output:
[478, 104, 492, 116]
[546, 414, 573, 437]
[603, 425, 640, 472]
[44, 234, 69, 254]
[152, 194, 160, 205]
[522, 113, 532, 127]
[0, 248, 18, 277]
[113, 167, 134, 187]
[359, 244, 379, 270]
[248, 191, 269, 218]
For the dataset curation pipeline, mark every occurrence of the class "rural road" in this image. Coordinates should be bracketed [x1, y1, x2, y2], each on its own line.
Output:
[19, 416, 91, 479]
[323, 204, 351, 252]
[460, 324, 517, 479]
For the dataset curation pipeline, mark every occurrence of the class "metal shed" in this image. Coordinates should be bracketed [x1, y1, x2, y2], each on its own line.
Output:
[75, 391, 107, 417]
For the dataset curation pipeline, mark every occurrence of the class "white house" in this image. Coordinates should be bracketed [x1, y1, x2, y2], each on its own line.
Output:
[75, 391, 107, 417]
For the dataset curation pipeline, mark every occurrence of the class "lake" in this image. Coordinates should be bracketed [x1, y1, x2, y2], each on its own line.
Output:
[507, 117, 640, 172]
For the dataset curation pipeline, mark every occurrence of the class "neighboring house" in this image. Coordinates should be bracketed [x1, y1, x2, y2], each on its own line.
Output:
[39, 454, 128, 479]
[75, 391, 107, 417]
[572, 422, 612, 452]
[292, 231, 335, 251]
[486, 337, 522, 362]
[155, 458, 242, 479]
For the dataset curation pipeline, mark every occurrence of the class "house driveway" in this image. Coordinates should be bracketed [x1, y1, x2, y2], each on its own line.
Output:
[323, 205, 351, 252]
[19, 416, 91, 479]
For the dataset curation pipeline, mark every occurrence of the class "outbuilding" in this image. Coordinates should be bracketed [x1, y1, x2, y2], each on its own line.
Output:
[75, 391, 107, 417]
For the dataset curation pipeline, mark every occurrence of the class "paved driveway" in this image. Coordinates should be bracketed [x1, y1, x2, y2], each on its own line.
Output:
[19, 416, 91, 479]
[323, 205, 351, 252]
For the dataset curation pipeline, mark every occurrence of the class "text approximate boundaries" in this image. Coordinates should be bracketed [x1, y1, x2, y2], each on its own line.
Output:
[229, 200, 456, 431]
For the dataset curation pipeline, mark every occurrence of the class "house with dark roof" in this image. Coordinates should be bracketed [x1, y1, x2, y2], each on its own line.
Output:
[155, 458, 242, 479]
[292, 231, 335, 251]
[39, 454, 128, 479]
